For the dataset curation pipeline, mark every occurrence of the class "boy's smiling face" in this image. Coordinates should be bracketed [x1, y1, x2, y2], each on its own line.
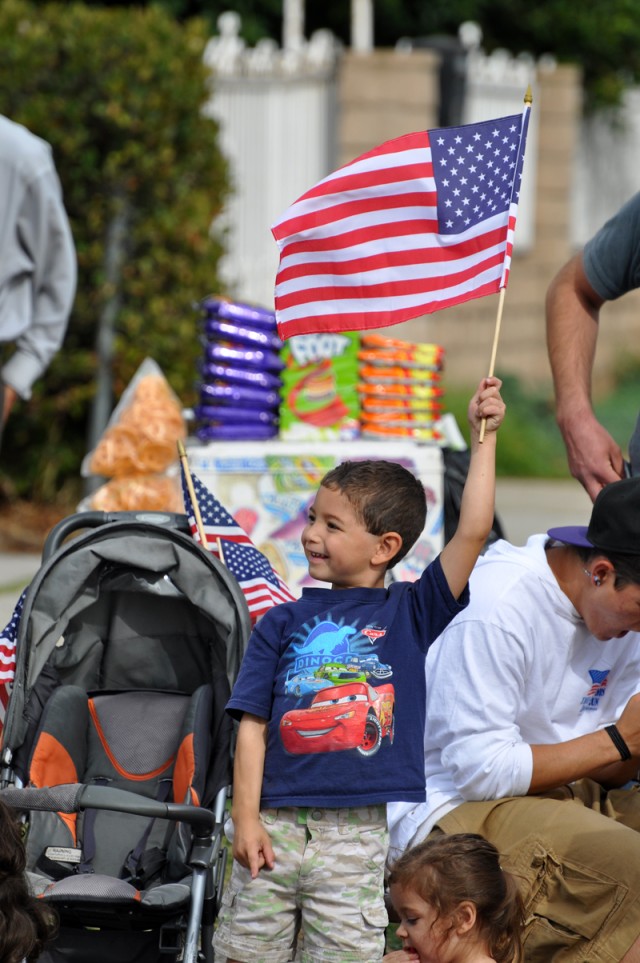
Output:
[302, 484, 389, 590]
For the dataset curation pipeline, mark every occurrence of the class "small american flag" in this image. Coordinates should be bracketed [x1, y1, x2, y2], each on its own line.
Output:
[180, 468, 296, 623]
[272, 101, 530, 339]
[0, 588, 25, 734]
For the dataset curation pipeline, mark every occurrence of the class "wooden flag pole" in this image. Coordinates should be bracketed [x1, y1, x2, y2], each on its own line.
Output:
[479, 286, 506, 443]
[479, 85, 533, 443]
[177, 439, 208, 547]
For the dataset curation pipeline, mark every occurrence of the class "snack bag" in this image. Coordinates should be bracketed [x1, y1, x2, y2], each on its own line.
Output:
[82, 359, 185, 479]
[82, 472, 183, 513]
[280, 333, 360, 440]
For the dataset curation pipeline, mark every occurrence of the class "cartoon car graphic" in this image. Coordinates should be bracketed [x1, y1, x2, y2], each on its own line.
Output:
[280, 681, 395, 757]
[313, 662, 367, 685]
[344, 653, 392, 679]
[284, 672, 333, 698]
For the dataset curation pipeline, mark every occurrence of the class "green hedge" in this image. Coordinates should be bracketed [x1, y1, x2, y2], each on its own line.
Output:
[0, 0, 230, 501]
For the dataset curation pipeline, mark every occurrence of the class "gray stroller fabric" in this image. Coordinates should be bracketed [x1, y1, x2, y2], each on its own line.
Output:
[23, 685, 211, 900]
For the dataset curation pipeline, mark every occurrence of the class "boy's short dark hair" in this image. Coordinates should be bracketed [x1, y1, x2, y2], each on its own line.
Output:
[320, 459, 427, 569]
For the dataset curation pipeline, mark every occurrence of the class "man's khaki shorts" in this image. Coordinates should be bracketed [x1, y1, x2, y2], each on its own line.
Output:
[213, 805, 389, 963]
[437, 779, 640, 962]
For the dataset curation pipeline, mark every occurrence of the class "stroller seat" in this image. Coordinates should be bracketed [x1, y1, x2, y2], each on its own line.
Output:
[26, 684, 212, 919]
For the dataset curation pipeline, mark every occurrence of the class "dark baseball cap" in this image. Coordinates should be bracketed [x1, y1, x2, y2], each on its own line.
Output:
[547, 476, 640, 555]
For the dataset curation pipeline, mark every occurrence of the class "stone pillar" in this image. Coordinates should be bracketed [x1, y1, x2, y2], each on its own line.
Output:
[337, 47, 440, 166]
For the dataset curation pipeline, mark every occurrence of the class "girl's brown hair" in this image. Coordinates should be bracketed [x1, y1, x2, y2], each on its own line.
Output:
[388, 833, 524, 963]
[0, 799, 58, 962]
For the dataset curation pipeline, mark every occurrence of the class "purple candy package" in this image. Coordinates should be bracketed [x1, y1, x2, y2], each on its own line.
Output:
[195, 404, 278, 425]
[204, 318, 283, 352]
[196, 423, 279, 441]
[199, 381, 280, 410]
[200, 362, 283, 392]
[200, 297, 277, 331]
[203, 341, 286, 373]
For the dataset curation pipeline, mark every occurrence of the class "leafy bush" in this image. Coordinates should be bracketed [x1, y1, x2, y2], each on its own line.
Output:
[445, 368, 640, 479]
[446, 374, 584, 479]
[0, 0, 229, 501]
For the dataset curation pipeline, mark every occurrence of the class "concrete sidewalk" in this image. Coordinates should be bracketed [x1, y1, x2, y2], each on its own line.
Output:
[0, 551, 42, 625]
[0, 478, 593, 627]
[493, 476, 591, 545]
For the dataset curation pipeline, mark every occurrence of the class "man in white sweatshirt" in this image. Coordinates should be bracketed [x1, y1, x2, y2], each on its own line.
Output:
[389, 475, 640, 962]
[0, 115, 76, 451]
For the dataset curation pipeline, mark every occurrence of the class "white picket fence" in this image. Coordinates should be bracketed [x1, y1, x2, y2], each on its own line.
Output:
[572, 88, 640, 244]
[202, 12, 338, 308]
[203, 13, 639, 308]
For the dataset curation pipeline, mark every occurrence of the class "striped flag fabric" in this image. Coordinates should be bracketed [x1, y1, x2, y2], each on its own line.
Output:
[0, 587, 25, 735]
[180, 467, 296, 624]
[272, 101, 531, 339]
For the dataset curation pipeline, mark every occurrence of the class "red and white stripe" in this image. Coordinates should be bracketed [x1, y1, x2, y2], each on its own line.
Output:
[272, 128, 521, 338]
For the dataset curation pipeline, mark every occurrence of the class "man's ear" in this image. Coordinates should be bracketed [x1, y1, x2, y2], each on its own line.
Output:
[591, 558, 616, 587]
[373, 532, 402, 565]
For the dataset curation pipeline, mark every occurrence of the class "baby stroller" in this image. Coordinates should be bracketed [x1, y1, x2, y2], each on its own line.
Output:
[0, 509, 251, 963]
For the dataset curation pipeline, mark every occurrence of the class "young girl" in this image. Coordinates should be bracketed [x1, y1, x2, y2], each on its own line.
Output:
[0, 798, 57, 962]
[384, 833, 524, 963]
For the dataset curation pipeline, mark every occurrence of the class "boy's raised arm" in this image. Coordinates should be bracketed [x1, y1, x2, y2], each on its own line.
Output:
[439, 376, 505, 600]
[231, 712, 275, 878]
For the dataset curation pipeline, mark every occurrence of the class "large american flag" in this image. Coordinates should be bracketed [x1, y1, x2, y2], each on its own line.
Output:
[272, 103, 530, 339]
[180, 468, 296, 624]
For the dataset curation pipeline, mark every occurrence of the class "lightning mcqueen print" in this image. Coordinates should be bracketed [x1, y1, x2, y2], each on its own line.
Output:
[279, 681, 395, 757]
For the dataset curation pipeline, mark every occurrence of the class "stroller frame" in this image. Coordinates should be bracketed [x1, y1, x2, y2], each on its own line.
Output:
[0, 509, 251, 963]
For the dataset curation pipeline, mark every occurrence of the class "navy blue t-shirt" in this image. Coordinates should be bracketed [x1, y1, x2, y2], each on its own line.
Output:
[226, 556, 468, 808]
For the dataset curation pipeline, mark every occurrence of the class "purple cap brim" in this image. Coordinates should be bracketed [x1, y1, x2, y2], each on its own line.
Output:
[546, 525, 593, 548]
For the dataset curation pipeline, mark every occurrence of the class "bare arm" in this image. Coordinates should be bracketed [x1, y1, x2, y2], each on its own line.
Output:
[529, 692, 640, 794]
[230, 713, 275, 878]
[439, 377, 505, 600]
[1, 384, 17, 426]
[546, 253, 624, 500]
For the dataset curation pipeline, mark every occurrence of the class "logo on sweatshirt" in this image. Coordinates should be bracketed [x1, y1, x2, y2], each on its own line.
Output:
[580, 668, 610, 712]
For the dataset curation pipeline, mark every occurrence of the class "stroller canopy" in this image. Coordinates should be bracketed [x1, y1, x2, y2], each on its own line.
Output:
[2, 516, 251, 800]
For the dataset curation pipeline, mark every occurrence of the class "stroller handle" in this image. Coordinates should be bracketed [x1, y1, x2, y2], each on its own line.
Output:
[42, 510, 192, 562]
[0, 783, 217, 837]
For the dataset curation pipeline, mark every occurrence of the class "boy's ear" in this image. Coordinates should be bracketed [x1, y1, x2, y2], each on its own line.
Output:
[373, 532, 402, 565]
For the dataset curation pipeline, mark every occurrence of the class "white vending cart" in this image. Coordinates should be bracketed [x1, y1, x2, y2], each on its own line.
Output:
[186, 439, 444, 596]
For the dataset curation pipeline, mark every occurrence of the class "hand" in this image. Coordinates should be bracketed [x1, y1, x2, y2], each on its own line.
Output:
[468, 376, 505, 437]
[383, 951, 419, 962]
[558, 410, 625, 501]
[232, 815, 276, 879]
[2, 384, 17, 426]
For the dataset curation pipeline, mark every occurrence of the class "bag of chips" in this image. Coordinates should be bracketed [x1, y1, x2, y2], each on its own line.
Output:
[82, 472, 183, 513]
[82, 359, 186, 479]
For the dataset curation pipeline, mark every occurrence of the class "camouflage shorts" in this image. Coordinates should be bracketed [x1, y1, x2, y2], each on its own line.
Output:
[213, 805, 389, 963]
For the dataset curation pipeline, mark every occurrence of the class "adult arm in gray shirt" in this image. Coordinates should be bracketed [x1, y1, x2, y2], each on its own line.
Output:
[0, 116, 76, 426]
[546, 192, 640, 501]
